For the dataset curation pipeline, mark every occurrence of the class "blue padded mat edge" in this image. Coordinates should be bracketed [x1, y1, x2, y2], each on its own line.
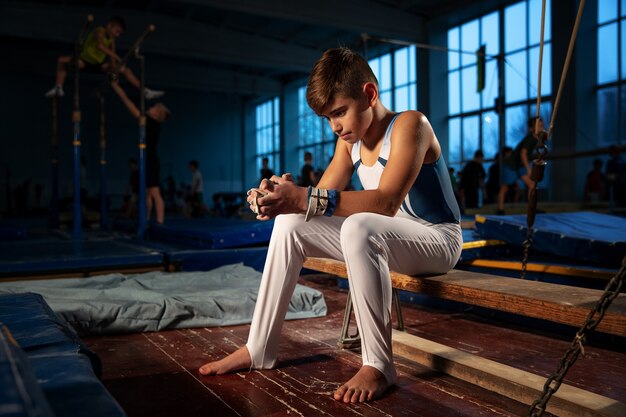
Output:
[0, 323, 55, 417]
[0, 239, 164, 274]
[475, 212, 626, 266]
[115, 217, 274, 249]
[167, 246, 268, 272]
[0, 293, 125, 417]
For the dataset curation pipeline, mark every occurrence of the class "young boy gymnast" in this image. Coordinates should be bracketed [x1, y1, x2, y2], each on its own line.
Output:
[199, 47, 462, 403]
[45, 15, 163, 99]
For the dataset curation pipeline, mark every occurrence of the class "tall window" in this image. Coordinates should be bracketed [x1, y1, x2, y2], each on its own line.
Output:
[597, 0, 626, 146]
[369, 46, 418, 112]
[255, 98, 280, 180]
[503, 0, 552, 149]
[447, 0, 552, 171]
[297, 87, 334, 182]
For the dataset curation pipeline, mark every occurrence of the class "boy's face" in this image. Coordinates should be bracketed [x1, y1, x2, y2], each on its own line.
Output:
[106, 23, 124, 38]
[321, 90, 373, 144]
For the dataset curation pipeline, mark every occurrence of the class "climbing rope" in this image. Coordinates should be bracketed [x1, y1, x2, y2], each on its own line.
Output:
[520, 0, 585, 279]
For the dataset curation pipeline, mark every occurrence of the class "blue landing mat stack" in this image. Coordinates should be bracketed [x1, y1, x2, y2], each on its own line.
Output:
[0, 293, 125, 417]
[0, 324, 54, 417]
[475, 212, 626, 267]
[168, 246, 269, 272]
[114, 217, 274, 249]
[0, 221, 28, 241]
[0, 238, 164, 277]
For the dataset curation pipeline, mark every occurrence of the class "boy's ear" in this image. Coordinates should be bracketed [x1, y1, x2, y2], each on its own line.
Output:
[363, 82, 378, 107]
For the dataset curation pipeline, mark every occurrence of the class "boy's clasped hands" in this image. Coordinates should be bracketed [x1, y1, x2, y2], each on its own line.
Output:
[247, 174, 306, 220]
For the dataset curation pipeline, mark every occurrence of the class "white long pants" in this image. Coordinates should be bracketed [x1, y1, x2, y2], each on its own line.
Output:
[245, 212, 463, 384]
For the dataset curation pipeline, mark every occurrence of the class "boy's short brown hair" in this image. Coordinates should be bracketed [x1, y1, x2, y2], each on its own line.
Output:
[306, 47, 378, 115]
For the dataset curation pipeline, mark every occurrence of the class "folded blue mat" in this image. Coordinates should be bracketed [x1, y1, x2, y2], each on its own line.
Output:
[0, 323, 55, 417]
[0, 293, 126, 417]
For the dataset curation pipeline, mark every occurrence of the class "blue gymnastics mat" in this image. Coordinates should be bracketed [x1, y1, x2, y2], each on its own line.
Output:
[0, 323, 55, 417]
[0, 293, 125, 417]
[0, 237, 164, 276]
[0, 221, 28, 240]
[474, 212, 626, 267]
[167, 246, 268, 272]
[142, 217, 274, 249]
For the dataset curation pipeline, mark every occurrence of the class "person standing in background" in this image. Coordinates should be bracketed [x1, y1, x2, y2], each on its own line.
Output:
[260, 157, 275, 181]
[299, 151, 317, 187]
[189, 160, 204, 217]
[459, 150, 486, 209]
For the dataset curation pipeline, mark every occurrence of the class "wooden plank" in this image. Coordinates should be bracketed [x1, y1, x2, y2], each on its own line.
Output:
[303, 258, 626, 337]
[392, 330, 626, 417]
[461, 239, 506, 250]
[460, 258, 615, 280]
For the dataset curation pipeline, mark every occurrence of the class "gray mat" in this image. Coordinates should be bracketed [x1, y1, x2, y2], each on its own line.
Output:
[0, 264, 327, 335]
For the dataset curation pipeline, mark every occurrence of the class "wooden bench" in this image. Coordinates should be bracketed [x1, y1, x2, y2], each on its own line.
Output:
[303, 257, 626, 416]
[303, 257, 626, 338]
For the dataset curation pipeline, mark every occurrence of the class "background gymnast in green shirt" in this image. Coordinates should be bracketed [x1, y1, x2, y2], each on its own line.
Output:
[45, 15, 163, 100]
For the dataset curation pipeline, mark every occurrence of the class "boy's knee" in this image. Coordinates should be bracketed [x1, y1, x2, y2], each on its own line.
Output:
[273, 214, 302, 235]
[340, 213, 375, 250]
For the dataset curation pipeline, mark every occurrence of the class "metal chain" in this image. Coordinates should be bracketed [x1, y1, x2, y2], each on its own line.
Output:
[521, 0, 611, 415]
[519, 139, 548, 279]
[528, 255, 626, 417]
[520, 230, 533, 280]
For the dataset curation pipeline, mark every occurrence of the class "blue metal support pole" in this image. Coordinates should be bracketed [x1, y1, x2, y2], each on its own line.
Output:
[137, 53, 147, 238]
[72, 104, 83, 239]
[107, 24, 154, 238]
[98, 90, 107, 229]
[50, 96, 59, 228]
[71, 14, 93, 240]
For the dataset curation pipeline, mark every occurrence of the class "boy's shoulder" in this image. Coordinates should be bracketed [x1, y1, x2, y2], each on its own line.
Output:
[389, 110, 430, 136]
[394, 110, 427, 127]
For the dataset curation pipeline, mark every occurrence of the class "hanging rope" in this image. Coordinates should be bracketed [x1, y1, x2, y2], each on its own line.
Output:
[520, 1, 626, 415]
[520, 0, 585, 279]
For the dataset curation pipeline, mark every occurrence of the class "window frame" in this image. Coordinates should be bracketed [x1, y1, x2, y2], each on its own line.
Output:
[254, 97, 281, 181]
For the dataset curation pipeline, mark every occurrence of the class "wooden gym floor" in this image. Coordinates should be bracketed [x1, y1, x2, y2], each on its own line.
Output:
[83, 276, 625, 417]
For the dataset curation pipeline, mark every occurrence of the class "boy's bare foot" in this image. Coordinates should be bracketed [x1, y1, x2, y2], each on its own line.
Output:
[198, 346, 252, 375]
[333, 365, 391, 403]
